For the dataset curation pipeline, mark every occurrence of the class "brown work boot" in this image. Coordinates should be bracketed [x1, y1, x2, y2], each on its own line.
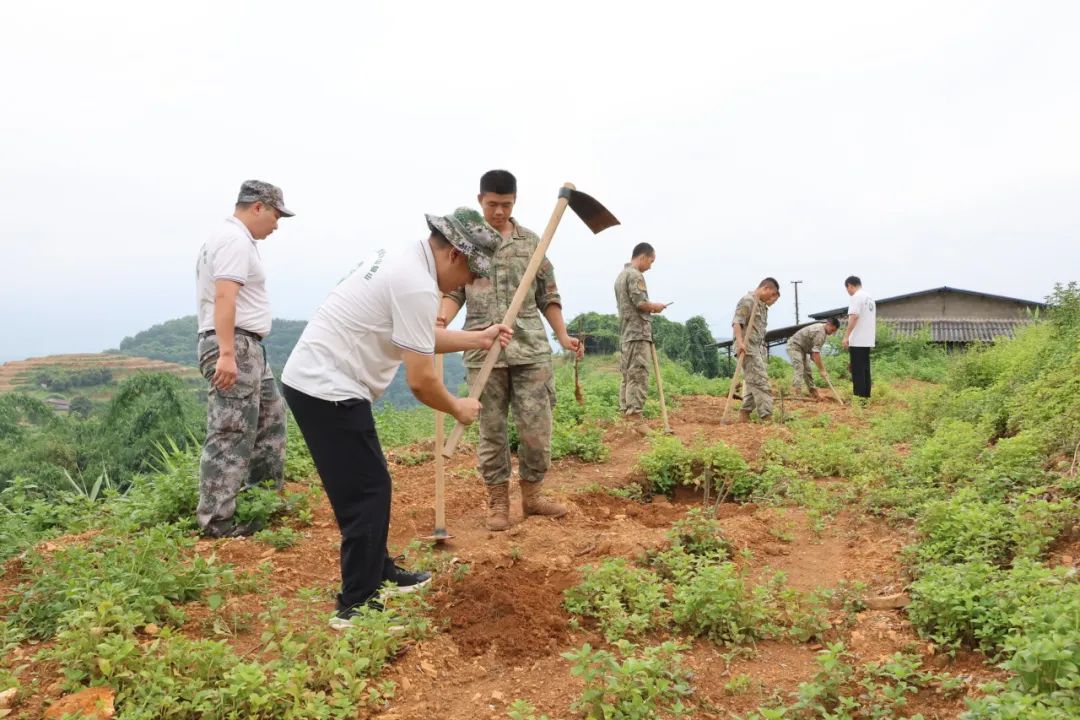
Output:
[739, 409, 753, 423]
[486, 483, 510, 531]
[808, 388, 821, 400]
[521, 481, 567, 519]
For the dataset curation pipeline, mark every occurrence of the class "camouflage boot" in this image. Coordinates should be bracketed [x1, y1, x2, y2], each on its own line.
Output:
[521, 481, 567, 518]
[486, 483, 510, 531]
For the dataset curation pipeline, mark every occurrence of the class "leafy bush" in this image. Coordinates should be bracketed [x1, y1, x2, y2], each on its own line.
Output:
[564, 640, 693, 720]
[564, 558, 668, 641]
[4, 525, 251, 639]
[669, 561, 775, 644]
[666, 508, 730, 558]
[638, 436, 750, 496]
[907, 560, 1075, 655]
[40, 594, 429, 719]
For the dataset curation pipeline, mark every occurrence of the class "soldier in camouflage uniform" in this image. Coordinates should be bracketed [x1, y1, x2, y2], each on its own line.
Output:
[439, 170, 584, 531]
[786, 317, 839, 398]
[614, 243, 669, 417]
[195, 180, 293, 537]
[731, 278, 781, 422]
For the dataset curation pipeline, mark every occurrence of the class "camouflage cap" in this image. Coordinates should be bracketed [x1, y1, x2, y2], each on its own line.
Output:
[425, 207, 499, 278]
[237, 180, 295, 217]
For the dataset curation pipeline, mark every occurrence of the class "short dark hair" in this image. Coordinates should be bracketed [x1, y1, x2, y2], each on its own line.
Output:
[235, 201, 255, 211]
[758, 277, 780, 291]
[480, 170, 517, 195]
[631, 242, 655, 258]
[845, 275, 862, 288]
[825, 316, 840, 328]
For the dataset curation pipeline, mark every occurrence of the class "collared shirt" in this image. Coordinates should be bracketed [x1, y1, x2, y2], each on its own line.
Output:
[614, 263, 652, 342]
[732, 291, 769, 356]
[445, 218, 562, 368]
[788, 323, 828, 354]
[282, 240, 439, 402]
[196, 216, 273, 337]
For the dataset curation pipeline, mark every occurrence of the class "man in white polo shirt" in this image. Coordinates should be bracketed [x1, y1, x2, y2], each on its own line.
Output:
[282, 208, 510, 629]
[195, 179, 294, 538]
[842, 275, 876, 400]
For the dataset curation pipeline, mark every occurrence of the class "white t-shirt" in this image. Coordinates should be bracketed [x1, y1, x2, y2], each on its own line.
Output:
[196, 217, 273, 337]
[282, 240, 438, 402]
[847, 289, 877, 347]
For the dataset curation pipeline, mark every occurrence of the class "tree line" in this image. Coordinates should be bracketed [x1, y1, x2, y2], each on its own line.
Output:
[566, 312, 733, 378]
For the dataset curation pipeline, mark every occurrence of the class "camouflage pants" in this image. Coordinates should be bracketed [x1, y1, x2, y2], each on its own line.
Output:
[740, 352, 773, 418]
[469, 363, 555, 487]
[619, 340, 651, 414]
[196, 334, 286, 534]
[788, 346, 814, 392]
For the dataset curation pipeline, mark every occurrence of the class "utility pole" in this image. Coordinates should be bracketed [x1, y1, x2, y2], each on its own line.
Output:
[791, 280, 803, 324]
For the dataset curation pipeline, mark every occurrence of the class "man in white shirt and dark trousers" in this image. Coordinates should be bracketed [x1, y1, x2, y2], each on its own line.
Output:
[842, 275, 876, 400]
[195, 180, 294, 538]
[282, 208, 511, 629]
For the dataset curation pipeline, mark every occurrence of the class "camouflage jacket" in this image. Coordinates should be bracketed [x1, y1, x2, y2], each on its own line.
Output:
[614, 263, 652, 342]
[732, 291, 769, 356]
[445, 219, 561, 368]
[788, 323, 827, 355]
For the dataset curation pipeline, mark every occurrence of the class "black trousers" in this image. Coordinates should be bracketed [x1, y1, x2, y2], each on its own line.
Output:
[849, 346, 872, 398]
[283, 384, 396, 611]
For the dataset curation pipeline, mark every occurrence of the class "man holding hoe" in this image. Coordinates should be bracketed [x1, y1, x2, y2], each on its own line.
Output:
[786, 317, 840, 399]
[282, 208, 512, 628]
[439, 170, 584, 532]
[731, 278, 781, 422]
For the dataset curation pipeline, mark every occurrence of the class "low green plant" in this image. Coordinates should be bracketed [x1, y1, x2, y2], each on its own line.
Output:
[564, 640, 693, 719]
[40, 593, 432, 719]
[253, 526, 301, 550]
[564, 558, 667, 641]
[638, 436, 750, 497]
[666, 507, 730, 558]
[669, 561, 776, 644]
[5, 524, 253, 640]
[741, 644, 960, 720]
[507, 699, 551, 720]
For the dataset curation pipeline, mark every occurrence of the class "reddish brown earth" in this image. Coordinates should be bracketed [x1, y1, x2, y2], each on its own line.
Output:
[2, 396, 1007, 719]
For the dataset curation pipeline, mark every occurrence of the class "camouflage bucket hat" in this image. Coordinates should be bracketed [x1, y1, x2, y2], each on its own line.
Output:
[425, 207, 499, 278]
[237, 179, 295, 217]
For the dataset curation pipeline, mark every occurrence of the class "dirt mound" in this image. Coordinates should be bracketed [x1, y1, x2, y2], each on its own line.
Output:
[440, 559, 575, 663]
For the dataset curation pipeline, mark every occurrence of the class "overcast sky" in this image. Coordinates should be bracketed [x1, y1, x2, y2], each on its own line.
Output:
[2, 1, 1078, 363]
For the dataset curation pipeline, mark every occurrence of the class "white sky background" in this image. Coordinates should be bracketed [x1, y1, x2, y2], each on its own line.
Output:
[2, 1, 1078, 361]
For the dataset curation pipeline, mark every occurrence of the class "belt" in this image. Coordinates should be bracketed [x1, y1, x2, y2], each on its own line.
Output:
[198, 328, 264, 342]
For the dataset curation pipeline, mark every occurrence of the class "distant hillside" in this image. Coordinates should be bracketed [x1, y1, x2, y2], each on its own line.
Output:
[0, 353, 203, 416]
[112, 316, 467, 408]
[113, 316, 307, 373]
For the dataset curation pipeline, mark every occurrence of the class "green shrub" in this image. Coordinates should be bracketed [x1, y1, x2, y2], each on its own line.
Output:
[907, 418, 992, 484]
[41, 594, 430, 719]
[564, 640, 692, 720]
[669, 561, 775, 644]
[638, 436, 750, 496]
[5, 525, 251, 639]
[564, 558, 667, 641]
[907, 560, 1074, 654]
[666, 508, 730, 558]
